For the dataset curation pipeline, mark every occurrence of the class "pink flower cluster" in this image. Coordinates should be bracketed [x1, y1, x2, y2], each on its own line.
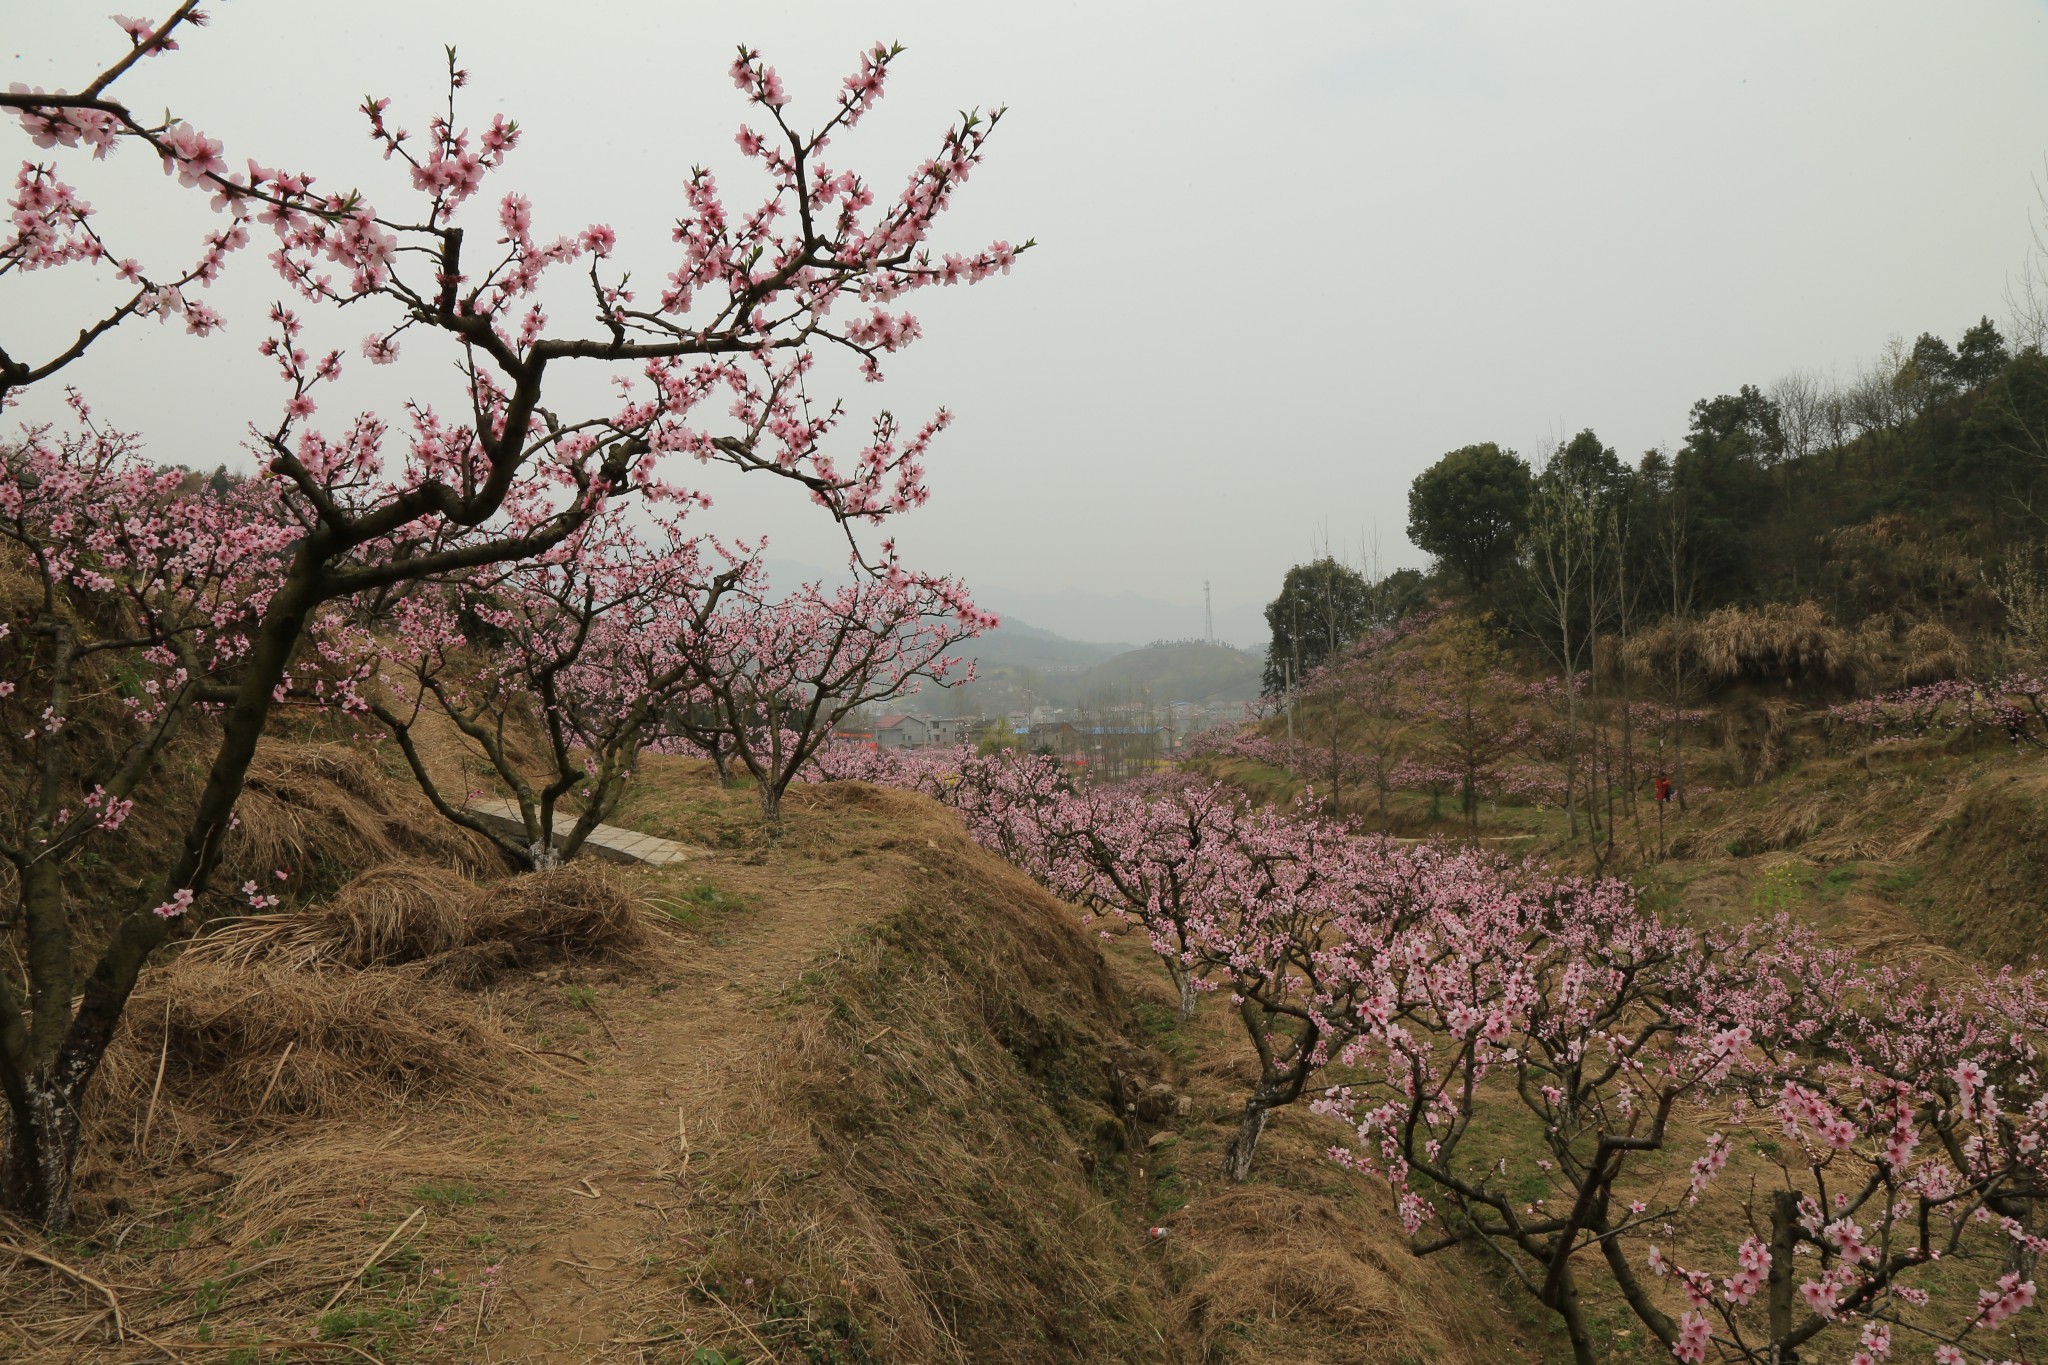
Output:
[1829, 675, 2048, 749]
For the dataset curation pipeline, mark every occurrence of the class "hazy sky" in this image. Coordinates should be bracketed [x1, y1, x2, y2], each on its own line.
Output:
[9, 2, 2048, 645]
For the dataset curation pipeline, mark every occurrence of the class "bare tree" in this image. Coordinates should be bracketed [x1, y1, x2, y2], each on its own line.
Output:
[1654, 489, 1704, 829]
[2005, 162, 2048, 354]
[1846, 338, 1911, 475]
[1991, 540, 2048, 661]
[1770, 369, 1827, 468]
[1817, 374, 1856, 476]
[1522, 436, 1617, 841]
[1604, 492, 1646, 859]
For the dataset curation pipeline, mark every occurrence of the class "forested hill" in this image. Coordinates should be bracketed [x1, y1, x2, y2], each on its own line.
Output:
[957, 615, 1134, 672]
[1385, 316, 2048, 658]
[1071, 639, 1265, 705]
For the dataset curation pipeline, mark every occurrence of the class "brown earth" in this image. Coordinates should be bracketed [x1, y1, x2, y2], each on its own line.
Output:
[1, 757, 1533, 1364]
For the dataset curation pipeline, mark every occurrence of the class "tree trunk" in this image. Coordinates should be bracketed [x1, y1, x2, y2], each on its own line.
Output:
[1222, 1092, 1271, 1182]
[0, 1072, 82, 1231]
[1563, 657, 1581, 841]
[1, 565, 317, 1228]
[1767, 1188, 1799, 1362]
[1542, 1254, 1600, 1365]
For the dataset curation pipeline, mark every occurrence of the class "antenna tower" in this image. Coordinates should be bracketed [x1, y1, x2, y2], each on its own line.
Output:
[1204, 581, 1214, 644]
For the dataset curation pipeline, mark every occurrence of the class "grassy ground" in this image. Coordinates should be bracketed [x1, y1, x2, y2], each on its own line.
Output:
[12, 667, 2047, 1362]
[0, 756, 1544, 1364]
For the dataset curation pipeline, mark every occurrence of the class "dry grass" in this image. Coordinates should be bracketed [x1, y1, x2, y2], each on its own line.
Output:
[1177, 1185, 1462, 1363]
[188, 861, 480, 970]
[223, 740, 504, 892]
[696, 784, 1188, 1363]
[1625, 600, 1858, 691]
[87, 959, 523, 1154]
[186, 862, 644, 984]
[2, 755, 1539, 1363]
[1899, 618, 1970, 684]
[464, 864, 644, 964]
[1915, 767, 2048, 964]
[1, 1124, 510, 1361]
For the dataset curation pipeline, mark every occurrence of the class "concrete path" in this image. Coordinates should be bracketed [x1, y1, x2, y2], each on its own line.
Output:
[462, 798, 693, 866]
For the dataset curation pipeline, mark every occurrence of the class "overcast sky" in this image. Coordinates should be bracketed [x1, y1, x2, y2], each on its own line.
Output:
[9, 2, 2048, 645]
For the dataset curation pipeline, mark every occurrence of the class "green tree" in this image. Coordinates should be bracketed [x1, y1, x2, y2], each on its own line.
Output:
[1962, 348, 2048, 480]
[978, 717, 1022, 754]
[1406, 443, 1534, 591]
[1261, 557, 1372, 696]
[1543, 428, 1628, 501]
[1672, 384, 1781, 602]
[1955, 316, 2012, 390]
[1904, 331, 1962, 407]
[1371, 567, 1433, 624]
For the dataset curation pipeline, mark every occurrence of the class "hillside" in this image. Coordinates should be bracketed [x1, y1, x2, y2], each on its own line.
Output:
[1189, 602, 2048, 978]
[0, 749, 1531, 1364]
[959, 614, 1134, 672]
[1069, 640, 1265, 707]
[935, 630, 1263, 716]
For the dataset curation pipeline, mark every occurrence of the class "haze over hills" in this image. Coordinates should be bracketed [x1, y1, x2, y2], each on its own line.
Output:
[956, 615, 1133, 672]
[766, 557, 1274, 709]
[1067, 639, 1264, 706]
[767, 557, 1271, 652]
[971, 583, 1268, 653]
[925, 628, 1263, 717]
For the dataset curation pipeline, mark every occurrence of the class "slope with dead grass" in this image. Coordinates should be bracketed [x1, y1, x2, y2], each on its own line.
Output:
[1, 755, 1543, 1363]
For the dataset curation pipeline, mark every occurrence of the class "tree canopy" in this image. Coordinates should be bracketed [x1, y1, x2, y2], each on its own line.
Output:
[1406, 443, 1534, 590]
[1262, 557, 1372, 694]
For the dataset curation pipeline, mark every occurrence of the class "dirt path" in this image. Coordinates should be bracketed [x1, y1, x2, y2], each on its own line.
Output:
[439, 803, 925, 1362]
[5, 766, 1532, 1365]
[0, 774, 929, 1364]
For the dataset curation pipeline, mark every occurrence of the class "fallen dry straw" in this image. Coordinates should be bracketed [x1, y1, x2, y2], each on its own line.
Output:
[187, 862, 644, 976]
[223, 740, 502, 887]
[1177, 1184, 1445, 1360]
[465, 865, 645, 963]
[96, 960, 518, 1127]
[188, 862, 479, 970]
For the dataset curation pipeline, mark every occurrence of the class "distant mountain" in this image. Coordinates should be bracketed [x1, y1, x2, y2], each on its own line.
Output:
[960, 616, 1133, 672]
[1069, 640, 1265, 706]
[761, 558, 1271, 655]
[972, 584, 1266, 653]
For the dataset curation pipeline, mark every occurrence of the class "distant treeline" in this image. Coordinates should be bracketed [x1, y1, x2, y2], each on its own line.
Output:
[1265, 314, 2048, 695]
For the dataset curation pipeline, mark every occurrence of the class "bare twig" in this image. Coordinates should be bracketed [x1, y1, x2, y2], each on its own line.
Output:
[253, 1040, 295, 1115]
[130, 1327, 191, 1362]
[0, 1241, 127, 1341]
[317, 1205, 424, 1315]
[509, 1042, 591, 1080]
[138, 994, 172, 1155]
[584, 996, 624, 1049]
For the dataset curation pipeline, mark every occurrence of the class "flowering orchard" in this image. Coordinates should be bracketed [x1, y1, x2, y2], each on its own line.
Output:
[1828, 676, 2048, 751]
[819, 741, 2048, 1365]
[348, 501, 724, 868]
[1, 10, 1020, 1228]
[665, 551, 991, 820]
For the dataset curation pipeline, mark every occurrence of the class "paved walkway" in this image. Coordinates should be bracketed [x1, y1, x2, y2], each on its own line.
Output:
[462, 798, 693, 866]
